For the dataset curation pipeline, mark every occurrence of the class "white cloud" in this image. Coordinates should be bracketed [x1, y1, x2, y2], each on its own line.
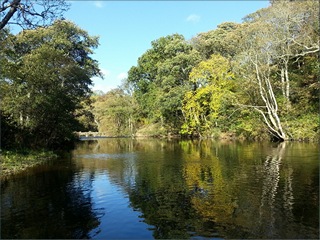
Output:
[93, 1, 104, 8]
[186, 14, 201, 23]
[91, 69, 124, 93]
[117, 72, 128, 80]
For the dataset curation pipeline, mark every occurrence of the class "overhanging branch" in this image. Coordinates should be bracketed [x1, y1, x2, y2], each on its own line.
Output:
[0, 0, 20, 30]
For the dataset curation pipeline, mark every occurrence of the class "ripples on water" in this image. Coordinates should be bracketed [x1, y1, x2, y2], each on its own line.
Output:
[1, 139, 319, 239]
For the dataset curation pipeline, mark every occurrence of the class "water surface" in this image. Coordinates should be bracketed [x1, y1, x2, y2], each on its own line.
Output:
[1, 139, 319, 239]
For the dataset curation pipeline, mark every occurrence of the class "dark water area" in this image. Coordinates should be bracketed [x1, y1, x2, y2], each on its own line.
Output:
[1, 139, 319, 239]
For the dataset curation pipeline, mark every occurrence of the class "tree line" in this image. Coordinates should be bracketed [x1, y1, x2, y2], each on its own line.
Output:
[93, 0, 319, 142]
[1, 0, 319, 152]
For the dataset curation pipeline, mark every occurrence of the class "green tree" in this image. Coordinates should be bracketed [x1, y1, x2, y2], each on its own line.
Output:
[191, 22, 240, 60]
[93, 88, 136, 136]
[227, 0, 319, 141]
[125, 1, 319, 141]
[75, 97, 98, 132]
[0, 20, 101, 149]
[127, 34, 201, 133]
[181, 54, 235, 137]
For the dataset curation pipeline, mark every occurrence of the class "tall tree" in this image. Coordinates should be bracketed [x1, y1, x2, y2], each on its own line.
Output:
[0, 20, 101, 149]
[191, 22, 240, 60]
[127, 34, 201, 131]
[244, 0, 319, 106]
[181, 54, 235, 137]
[232, 21, 288, 141]
[232, 0, 319, 141]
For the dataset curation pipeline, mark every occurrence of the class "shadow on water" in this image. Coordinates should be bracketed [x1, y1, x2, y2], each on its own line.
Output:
[1, 157, 101, 239]
[1, 139, 319, 239]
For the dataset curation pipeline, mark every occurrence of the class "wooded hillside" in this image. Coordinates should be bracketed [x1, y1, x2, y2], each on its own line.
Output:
[92, 0, 319, 141]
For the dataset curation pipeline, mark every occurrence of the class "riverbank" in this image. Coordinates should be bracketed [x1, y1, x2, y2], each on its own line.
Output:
[132, 123, 319, 142]
[1, 150, 58, 178]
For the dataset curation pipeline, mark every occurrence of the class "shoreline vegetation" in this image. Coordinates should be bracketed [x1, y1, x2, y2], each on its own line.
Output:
[91, 2, 319, 143]
[81, 121, 319, 142]
[1, 150, 58, 178]
[78, 128, 319, 142]
[1, 1, 319, 178]
[2, 130, 318, 179]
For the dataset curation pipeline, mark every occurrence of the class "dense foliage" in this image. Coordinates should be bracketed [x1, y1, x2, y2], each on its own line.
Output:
[1, 0, 319, 151]
[0, 20, 101, 149]
[94, 0, 319, 141]
[92, 88, 136, 136]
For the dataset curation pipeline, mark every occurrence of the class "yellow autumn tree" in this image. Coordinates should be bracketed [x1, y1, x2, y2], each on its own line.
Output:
[181, 54, 235, 137]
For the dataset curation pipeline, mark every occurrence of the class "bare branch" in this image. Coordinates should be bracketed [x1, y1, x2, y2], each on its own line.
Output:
[0, 0, 69, 30]
[0, 0, 20, 30]
[0, 0, 11, 12]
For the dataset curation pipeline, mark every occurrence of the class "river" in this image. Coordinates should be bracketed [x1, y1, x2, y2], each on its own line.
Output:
[1, 138, 319, 239]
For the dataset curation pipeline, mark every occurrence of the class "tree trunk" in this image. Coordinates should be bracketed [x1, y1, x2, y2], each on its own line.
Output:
[280, 59, 291, 109]
[253, 56, 287, 141]
[94, 119, 100, 131]
[0, 0, 20, 30]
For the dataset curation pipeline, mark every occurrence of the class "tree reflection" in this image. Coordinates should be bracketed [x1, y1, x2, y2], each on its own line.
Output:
[73, 139, 319, 239]
[258, 142, 285, 237]
[181, 140, 235, 224]
[126, 140, 199, 239]
[283, 162, 294, 223]
[1, 160, 101, 239]
[2, 139, 318, 239]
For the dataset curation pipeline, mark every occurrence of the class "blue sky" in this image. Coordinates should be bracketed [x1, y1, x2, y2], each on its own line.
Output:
[65, 1, 270, 93]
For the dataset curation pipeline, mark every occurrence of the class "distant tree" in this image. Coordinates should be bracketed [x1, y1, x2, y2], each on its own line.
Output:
[75, 98, 98, 132]
[93, 88, 136, 136]
[124, 0, 319, 141]
[0, 0, 69, 30]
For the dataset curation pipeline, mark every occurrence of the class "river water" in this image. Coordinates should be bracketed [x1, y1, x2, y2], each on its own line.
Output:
[1, 139, 319, 239]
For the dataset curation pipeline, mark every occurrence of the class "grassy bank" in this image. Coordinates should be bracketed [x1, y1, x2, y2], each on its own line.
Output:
[1, 150, 58, 177]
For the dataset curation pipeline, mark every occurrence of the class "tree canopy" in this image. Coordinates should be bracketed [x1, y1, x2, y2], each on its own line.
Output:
[127, 34, 201, 131]
[119, 0, 319, 141]
[0, 20, 101, 149]
[2, 0, 319, 147]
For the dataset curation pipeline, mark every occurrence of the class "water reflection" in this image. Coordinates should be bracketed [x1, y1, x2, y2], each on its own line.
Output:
[1, 159, 101, 239]
[72, 139, 319, 239]
[258, 142, 284, 237]
[1, 139, 319, 239]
